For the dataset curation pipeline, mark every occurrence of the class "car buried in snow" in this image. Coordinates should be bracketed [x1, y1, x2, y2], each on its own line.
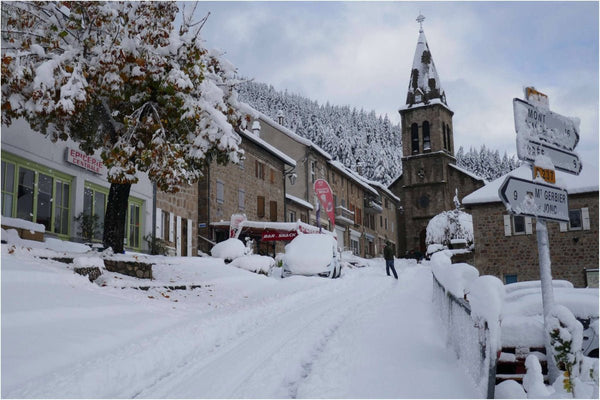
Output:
[282, 233, 341, 279]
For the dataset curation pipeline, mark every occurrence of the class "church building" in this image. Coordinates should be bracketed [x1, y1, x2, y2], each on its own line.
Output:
[389, 15, 485, 256]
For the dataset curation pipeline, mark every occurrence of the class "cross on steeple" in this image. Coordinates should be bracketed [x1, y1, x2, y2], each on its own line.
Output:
[416, 13, 425, 32]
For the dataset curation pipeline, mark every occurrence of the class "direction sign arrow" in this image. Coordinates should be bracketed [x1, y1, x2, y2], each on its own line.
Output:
[513, 98, 580, 151]
[499, 176, 569, 223]
[516, 136, 582, 175]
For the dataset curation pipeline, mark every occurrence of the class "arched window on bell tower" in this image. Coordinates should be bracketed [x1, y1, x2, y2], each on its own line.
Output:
[411, 123, 419, 154]
[422, 121, 431, 151]
[443, 124, 447, 150]
[445, 123, 452, 153]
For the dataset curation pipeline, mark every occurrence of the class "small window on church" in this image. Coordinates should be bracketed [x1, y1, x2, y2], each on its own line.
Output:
[443, 124, 447, 150]
[446, 124, 452, 152]
[411, 123, 419, 154]
[422, 121, 431, 151]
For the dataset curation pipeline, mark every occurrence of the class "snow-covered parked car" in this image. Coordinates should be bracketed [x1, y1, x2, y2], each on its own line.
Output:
[229, 255, 275, 276]
[210, 238, 247, 263]
[501, 280, 599, 357]
[282, 233, 341, 278]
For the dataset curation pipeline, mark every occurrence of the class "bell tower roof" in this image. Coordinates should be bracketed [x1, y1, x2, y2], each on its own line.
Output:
[405, 14, 448, 109]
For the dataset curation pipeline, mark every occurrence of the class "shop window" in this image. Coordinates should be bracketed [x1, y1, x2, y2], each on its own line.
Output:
[1, 161, 15, 217]
[2, 154, 73, 236]
[84, 186, 106, 240]
[127, 202, 141, 249]
[270, 200, 278, 222]
[504, 274, 518, 284]
[17, 167, 35, 221]
[84, 182, 142, 249]
[53, 181, 70, 235]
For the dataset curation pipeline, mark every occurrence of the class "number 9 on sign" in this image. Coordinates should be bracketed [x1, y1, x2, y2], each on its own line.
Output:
[513, 190, 518, 201]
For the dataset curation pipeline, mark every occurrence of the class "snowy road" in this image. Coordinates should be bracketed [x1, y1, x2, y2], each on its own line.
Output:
[2, 248, 479, 398]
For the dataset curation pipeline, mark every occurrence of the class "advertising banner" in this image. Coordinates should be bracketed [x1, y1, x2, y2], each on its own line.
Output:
[314, 179, 335, 226]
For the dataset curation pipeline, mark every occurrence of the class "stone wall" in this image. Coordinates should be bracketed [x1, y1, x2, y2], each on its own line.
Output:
[104, 259, 153, 280]
[468, 192, 599, 287]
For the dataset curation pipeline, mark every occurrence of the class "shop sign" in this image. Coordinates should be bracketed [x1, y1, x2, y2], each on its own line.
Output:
[261, 230, 298, 241]
[66, 147, 105, 174]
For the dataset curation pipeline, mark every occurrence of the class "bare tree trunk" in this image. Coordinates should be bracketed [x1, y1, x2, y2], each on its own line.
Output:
[103, 182, 131, 254]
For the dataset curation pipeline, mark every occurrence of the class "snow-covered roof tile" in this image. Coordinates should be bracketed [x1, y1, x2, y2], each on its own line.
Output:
[238, 129, 295, 167]
[328, 160, 379, 196]
[285, 193, 314, 210]
[449, 163, 487, 183]
[254, 110, 333, 160]
[463, 163, 599, 205]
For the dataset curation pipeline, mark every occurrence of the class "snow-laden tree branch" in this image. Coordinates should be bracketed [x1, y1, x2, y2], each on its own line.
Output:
[2, 1, 249, 252]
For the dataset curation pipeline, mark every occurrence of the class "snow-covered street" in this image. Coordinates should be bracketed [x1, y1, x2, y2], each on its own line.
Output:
[1, 240, 479, 398]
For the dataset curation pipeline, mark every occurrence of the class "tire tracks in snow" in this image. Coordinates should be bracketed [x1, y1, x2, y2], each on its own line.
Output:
[6, 272, 393, 398]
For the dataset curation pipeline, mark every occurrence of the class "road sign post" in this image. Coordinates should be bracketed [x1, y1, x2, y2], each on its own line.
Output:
[506, 87, 584, 383]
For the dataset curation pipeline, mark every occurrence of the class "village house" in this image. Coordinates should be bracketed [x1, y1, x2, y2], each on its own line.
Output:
[1, 119, 153, 252]
[196, 126, 296, 256]
[389, 20, 485, 257]
[463, 163, 599, 288]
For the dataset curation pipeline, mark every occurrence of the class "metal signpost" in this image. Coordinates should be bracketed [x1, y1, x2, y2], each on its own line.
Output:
[501, 87, 583, 383]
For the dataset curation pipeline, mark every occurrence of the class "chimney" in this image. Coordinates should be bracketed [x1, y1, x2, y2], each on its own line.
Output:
[276, 110, 284, 125]
[251, 120, 261, 137]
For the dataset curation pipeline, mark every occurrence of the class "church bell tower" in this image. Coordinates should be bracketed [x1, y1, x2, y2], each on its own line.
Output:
[400, 14, 455, 158]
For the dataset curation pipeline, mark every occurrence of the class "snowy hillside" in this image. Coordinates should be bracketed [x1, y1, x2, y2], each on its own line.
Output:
[238, 81, 520, 185]
[238, 81, 404, 185]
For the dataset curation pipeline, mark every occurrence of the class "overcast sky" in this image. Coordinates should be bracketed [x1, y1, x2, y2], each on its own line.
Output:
[189, 1, 599, 167]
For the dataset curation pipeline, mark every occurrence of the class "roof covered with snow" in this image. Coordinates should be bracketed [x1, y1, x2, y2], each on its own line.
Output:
[403, 24, 448, 109]
[328, 160, 379, 196]
[449, 163, 486, 183]
[285, 193, 314, 210]
[253, 109, 333, 161]
[463, 162, 599, 205]
[238, 129, 295, 167]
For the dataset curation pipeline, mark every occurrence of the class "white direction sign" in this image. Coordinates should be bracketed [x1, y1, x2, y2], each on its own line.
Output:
[513, 98, 580, 151]
[516, 136, 582, 175]
[499, 176, 569, 223]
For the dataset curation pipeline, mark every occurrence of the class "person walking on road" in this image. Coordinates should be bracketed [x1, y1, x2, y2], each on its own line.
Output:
[384, 241, 398, 280]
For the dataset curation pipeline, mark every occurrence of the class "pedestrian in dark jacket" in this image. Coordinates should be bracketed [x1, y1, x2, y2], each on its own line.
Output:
[384, 241, 398, 279]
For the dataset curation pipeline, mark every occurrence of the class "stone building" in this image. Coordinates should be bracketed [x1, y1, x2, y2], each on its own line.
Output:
[197, 127, 296, 255]
[463, 164, 599, 288]
[254, 112, 332, 229]
[389, 18, 485, 256]
[156, 184, 197, 256]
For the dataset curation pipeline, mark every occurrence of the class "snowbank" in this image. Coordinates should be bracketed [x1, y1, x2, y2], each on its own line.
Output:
[210, 238, 247, 261]
[230, 255, 275, 275]
[430, 251, 479, 299]
[1, 217, 45, 232]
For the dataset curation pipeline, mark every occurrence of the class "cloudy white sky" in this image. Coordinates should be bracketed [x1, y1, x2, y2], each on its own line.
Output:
[190, 1, 599, 167]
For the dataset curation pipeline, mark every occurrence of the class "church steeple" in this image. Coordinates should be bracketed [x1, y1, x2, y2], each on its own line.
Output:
[405, 14, 447, 108]
[399, 14, 454, 157]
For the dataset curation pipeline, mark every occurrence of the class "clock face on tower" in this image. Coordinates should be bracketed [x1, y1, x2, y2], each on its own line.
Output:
[417, 168, 425, 180]
[418, 194, 430, 209]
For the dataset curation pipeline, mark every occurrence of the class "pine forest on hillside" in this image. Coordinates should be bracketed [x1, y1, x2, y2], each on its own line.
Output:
[238, 81, 520, 185]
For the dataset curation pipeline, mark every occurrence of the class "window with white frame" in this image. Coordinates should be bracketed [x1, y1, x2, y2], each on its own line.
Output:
[310, 161, 316, 183]
[560, 207, 590, 232]
[503, 214, 532, 236]
[216, 180, 224, 204]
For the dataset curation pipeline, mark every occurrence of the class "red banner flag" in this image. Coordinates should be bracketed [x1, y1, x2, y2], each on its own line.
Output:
[314, 179, 335, 227]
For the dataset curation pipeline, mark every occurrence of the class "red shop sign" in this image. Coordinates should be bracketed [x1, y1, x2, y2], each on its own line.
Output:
[261, 230, 298, 242]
